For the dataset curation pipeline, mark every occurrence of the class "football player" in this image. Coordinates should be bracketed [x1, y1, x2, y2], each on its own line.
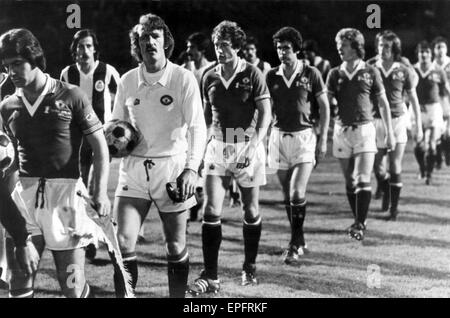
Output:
[302, 39, 331, 81]
[111, 14, 206, 298]
[432, 36, 450, 168]
[367, 30, 422, 220]
[266, 27, 329, 263]
[326, 28, 394, 240]
[0, 28, 111, 298]
[188, 20, 271, 295]
[242, 36, 271, 77]
[413, 41, 450, 185]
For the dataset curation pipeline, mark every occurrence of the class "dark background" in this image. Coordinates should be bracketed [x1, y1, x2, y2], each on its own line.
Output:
[1, 0, 449, 77]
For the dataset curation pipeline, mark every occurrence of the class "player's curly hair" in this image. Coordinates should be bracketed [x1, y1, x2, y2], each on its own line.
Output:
[375, 30, 402, 62]
[212, 21, 246, 50]
[272, 27, 303, 52]
[129, 13, 175, 62]
[335, 28, 365, 59]
[70, 29, 100, 61]
[432, 36, 448, 50]
[187, 32, 210, 53]
[0, 28, 46, 71]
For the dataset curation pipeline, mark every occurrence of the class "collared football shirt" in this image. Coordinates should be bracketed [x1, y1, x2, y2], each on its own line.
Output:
[414, 63, 448, 105]
[267, 60, 327, 132]
[112, 61, 206, 172]
[203, 58, 270, 142]
[327, 60, 385, 126]
[0, 76, 102, 178]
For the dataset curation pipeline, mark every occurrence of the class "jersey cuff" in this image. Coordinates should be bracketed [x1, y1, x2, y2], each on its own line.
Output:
[315, 90, 327, 98]
[254, 94, 271, 102]
[375, 89, 386, 97]
[83, 124, 103, 136]
[185, 159, 201, 172]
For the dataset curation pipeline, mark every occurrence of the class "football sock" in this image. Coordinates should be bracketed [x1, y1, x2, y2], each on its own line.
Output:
[243, 215, 262, 268]
[285, 202, 292, 226]
[389, 173, 402, 212]
[346, 185, 356, 218]
[202, 216, 222, 280]
[425, 148, 436, 177]
[9, 288, 34, 298]
[356, 183, 371, 225]
[414, 144, 426, 177]
[381, 174, 390, 211]
[289, 199, 306, 248]
[114, 251, 137, 297]
[167, 248, 189, 298]
[436, 141, 443, 167]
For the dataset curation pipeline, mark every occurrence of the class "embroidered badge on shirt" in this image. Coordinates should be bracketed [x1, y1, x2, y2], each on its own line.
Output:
[160, 95, 173, 106]
[95, 80, 105, 92]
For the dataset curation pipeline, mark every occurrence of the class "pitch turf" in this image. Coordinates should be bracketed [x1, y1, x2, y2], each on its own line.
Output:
[1, 140, 449, 298]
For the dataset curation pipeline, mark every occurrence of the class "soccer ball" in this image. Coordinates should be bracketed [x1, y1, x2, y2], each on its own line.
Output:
[104, 120, 140, 158]
[0, 131, 15, 175]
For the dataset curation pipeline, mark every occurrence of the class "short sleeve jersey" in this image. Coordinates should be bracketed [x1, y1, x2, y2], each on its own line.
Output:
[0, 76, 102, 178]
[414, 63, 448, 105]
[203, 59, 270, 141]
[266, 61, 327, 132]
[433, 58, 450, 97]
[368, 59, 414, 118]
[326, 61, 385, 126]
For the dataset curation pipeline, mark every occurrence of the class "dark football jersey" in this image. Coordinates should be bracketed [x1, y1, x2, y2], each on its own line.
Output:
[326, 61, 385, 126]
[432, 59, 450, 97]
[203, 59, 270, 142]
[414, 63, 447, 105]
[267, 61, 326, 132]
[0, 76, 102, 178]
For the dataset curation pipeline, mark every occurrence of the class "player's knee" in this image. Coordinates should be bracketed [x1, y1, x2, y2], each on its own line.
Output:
[291, 189, 306, 202]
[242, 202, 259, 219]
[165, 241, 186, 256]
[9, 269, 33, 291]
[204, 203, 221, 219]
[117, 232, 136, 253]
[355, 173, 371, 184]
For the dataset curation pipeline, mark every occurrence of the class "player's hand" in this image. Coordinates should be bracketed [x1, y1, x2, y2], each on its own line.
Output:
[416, 127, 424, 143]
[316, 137, 327, 160]
[236, 144, 257, 169]
[92, 192, 111, 217]
[386, 131, 396, 151]
[15, 240, 40, 276]
[177, 169, 197, 202]
[198, 160, 205, 178]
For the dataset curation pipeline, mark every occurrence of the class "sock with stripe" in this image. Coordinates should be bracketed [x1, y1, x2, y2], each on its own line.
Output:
[389, 173, 402, 212]
[167, 248, 189, 298]
[114, 251, 137, 298]
[356, 182, 371, 225]
[289, 199, 306, 248]
[243, 215, 262, 269]
[346, 185, 356, 218]
[202, 216, 222, 280]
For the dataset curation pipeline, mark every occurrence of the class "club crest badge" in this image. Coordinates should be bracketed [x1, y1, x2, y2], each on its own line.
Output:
[160, 95, 173, 106]
[95, 80, 105, 92]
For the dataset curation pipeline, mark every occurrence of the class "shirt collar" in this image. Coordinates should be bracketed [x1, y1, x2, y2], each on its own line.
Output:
[214, 58, 247, 77]
[76, 60, 99, 76]
[276, 59, 302, 77]
[137, 60, 173, 88]
[16, 74, 55, 98]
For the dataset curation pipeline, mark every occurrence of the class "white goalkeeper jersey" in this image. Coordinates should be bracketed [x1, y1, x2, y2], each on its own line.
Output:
[112, 61, 207, 172]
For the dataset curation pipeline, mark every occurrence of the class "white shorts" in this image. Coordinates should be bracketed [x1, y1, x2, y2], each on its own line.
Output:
[374, 114, 407, 149]
[422, 103, 444, 130]
[115, 154, 197, 212]
[10, 178, 100, 251]
[204, 138, 266, 187]
[333, 122, 377, 159]
[268, 128, 316, 170]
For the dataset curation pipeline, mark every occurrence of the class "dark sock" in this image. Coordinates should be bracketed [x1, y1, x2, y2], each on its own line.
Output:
[243, 215, 262, 268]
[167, 248, 189, 298]
[285, 204, 292, 226]
[425, 148, 436, 177]
[9, 288, 34, 298]
[414, 144, 425, 176]
[356, 183, 372, 225]
[436, 141, 443, 167]
[114, 252, 137, 298]
[389, 173, 402, 212]
[346, 186, 356, 218]
[289, 199, 306, 248]
[202, 217, 222, 280]
[381, 175, 390, 211]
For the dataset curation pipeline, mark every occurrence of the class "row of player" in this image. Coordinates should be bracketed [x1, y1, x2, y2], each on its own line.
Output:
[0, 13, 449, 298]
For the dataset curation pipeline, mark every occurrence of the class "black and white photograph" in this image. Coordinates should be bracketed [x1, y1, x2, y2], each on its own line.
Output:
[0, 0, 449, 304]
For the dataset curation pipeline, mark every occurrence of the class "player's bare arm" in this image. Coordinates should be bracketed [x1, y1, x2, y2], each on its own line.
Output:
[316, 93, 330, 158]
[407, 89, 424, 142]
[85, 129, 111, 216]
[377, 92, 395, 150]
